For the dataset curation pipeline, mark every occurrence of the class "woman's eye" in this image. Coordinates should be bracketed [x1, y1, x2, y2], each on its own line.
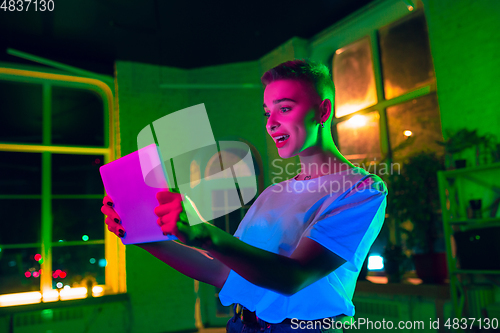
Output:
[263, 107, 290, 119]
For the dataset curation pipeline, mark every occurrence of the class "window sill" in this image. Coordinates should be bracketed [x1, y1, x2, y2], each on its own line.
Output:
[0, 293, 129, 315]
[355, 280, 450, 299]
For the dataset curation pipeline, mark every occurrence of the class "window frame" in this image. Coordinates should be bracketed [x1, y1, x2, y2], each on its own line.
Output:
[310, 0, 439, 251]
[310, 1, 437, 166]
[333, 9, 437, 164]
[0, 64, 125, 306]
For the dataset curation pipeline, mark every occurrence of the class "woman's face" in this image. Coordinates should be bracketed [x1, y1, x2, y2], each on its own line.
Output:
[263, 79, 321, 158]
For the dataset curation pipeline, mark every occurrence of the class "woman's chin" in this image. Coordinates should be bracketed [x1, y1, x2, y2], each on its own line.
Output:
[277, 148, 296, 159]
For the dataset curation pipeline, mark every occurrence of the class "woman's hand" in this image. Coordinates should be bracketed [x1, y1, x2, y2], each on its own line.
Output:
[101, 195, 126, 238]
[155, 190, 213, 249]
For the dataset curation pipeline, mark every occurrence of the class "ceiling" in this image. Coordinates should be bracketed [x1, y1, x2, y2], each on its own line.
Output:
[0, 0, 376, 76]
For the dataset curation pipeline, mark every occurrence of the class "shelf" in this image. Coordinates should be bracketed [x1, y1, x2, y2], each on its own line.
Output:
[449, 217, 500, 225]
[453, 270, 500, 275]
[440, 162, 500, 177]
[449, 217, 500, 224]
[355, 281, 450, 299]
[438, 162, 500, 321]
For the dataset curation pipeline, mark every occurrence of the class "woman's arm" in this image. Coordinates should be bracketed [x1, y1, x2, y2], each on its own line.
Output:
[137, 240, 231, 288]
[201, 225, 346, 296]
[158, 190, 347, 296]
[102, 195, 230, 288]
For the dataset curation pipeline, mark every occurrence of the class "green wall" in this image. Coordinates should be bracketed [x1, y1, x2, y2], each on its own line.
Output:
[114, 37, 311, 333]
[117, 1, 500, 331]
[423, 0, 500, 139]
[4, 1, 498, 332]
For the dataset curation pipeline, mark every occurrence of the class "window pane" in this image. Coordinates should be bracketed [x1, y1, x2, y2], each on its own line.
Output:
[52, 87, 104, 146]
[52, 199, 104, 242]
[228, 210, 241, 235]
[387, 94, 444, 162]
[333, 37, 377, 118]
[0, 80, 43, 144]
[52, 245, 105, 289]
[337, 112, 381, 164]
[215, 286, 231, 317]
[52, 154, 104, 195]
[212, 216, 226, 231]
[0, 199, 41, 245]
[379, 11, 435, 99]
[0, 152, 41, 195]
[0, 247, 41, 294]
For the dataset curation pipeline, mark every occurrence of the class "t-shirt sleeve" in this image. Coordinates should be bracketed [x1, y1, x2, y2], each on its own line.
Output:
[302, 175, 388, 272]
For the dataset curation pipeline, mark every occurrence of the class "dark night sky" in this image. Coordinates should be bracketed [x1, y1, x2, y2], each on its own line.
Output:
[0, 0, 375, 75]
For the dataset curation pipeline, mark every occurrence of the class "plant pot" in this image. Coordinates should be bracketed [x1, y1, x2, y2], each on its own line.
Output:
[413, 252, 448, 284]
[469, 199, 482, 219]
[455, 159, 467, 169]
[384, 259, 402, 283]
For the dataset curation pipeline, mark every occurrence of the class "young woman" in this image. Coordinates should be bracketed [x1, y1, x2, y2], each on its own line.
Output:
[101, 60, 388, 333]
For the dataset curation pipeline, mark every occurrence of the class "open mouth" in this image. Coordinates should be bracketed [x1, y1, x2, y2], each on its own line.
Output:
[275, 134, 290, 143]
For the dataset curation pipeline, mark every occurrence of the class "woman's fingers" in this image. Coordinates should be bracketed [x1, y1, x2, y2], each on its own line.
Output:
[158, 208, 183, 226]
[100, 204, 121, 223]
[101, 195, 124, 238]
[102, 195, 113, 207]
[154, 201, 175, 217]
[159, 210, 186, 238]
[156, 190, 182, 205]
[105, 216, 126, 238]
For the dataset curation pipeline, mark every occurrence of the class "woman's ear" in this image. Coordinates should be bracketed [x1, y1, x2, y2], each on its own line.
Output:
[319, 99, 332, 123]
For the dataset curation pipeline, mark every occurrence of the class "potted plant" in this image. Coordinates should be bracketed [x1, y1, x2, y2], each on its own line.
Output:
[386, 150, 448, 284]
[383, 244, 410, 283]
[436, 128, 498, 168]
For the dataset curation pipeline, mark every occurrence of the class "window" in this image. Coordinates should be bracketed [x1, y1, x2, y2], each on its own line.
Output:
[333, 37, 377, 118]
[0, 66, 121, 306]
[332, 10, 443, 166]
[205, 149, 257, 317]
[211, 190, 255, 317]
[326, 6, 445, 278]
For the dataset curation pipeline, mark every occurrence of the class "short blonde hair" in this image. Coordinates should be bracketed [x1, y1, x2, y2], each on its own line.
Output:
[261, 59, 335, 103]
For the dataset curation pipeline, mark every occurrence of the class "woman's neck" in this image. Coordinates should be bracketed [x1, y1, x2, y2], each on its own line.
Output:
[294, 150, 355, 181]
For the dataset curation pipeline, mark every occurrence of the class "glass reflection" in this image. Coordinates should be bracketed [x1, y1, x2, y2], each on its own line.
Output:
[333, 37, 377, 117]
[387, 94, 444, 162]
[0, 152, 41, 195]
[0, 80, 43, 144]
[0, 248, 41, 294]
[52, 154, 104, 195]
[379, 11, 435, 99]
[0, 199, 41, 245]
[52, 199, 104, 242]
[51, 87, 104, 147]
[337, 112, 381, 165]
[52, 245, 105, 290]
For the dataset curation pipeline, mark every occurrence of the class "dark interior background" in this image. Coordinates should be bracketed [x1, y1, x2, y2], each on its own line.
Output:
[0, 0, 375, 73]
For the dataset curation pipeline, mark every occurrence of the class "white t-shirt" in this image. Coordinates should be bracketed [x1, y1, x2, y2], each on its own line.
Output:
[218, 166, 388, 323]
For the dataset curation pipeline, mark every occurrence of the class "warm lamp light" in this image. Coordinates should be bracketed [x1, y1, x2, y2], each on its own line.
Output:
[403, 130, 413, 137]
[368, 255, 384, 270]
[0, 292, 42, 307]
[59, 287, 87, 300]
[345, 115, 367, 128]
[92, 285, 105, 297]
[42, 290, 59, 303]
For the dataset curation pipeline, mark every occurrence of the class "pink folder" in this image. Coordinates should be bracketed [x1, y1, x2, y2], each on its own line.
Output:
[99, 144, 177, 244]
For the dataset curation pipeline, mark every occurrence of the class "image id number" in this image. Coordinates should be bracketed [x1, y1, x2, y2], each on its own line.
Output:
[445, 317, 499, 330]
[1, 0, 54, 11]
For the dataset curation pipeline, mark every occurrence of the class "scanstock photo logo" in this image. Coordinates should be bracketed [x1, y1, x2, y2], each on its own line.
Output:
[137, 103, 258, 226]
